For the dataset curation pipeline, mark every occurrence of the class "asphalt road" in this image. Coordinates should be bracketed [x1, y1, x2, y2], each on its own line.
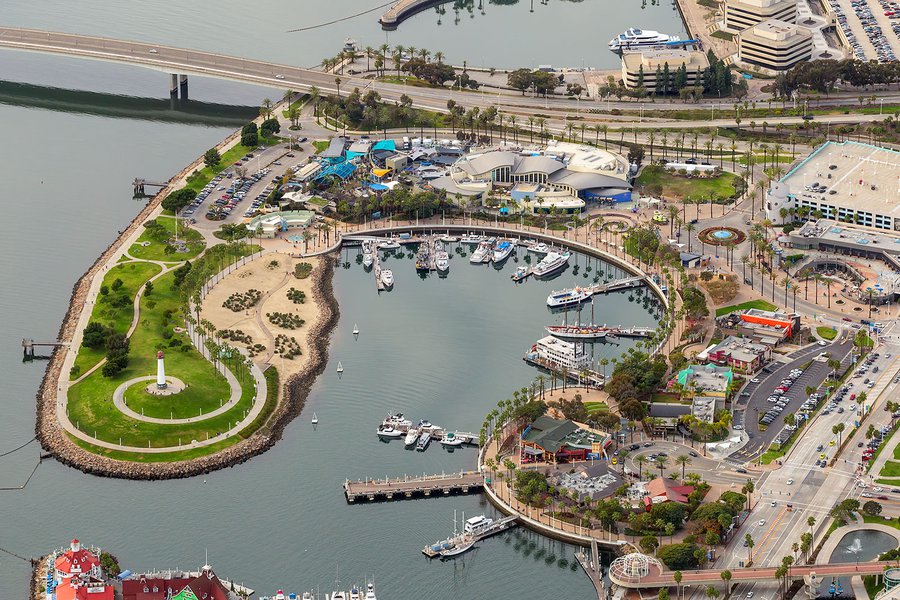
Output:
[730, 336, 854, 461]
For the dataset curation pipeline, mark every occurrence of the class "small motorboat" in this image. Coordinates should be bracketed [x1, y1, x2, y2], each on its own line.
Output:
[441, 432, 464, 447]
[336, 361, 344, 373]
[311, 413, 319, 425]
[511, 265, 528, 282]
[404, 429, 420, 447]
[352, 323, 360, 335]
[436, 251, 450, 272]
[364, 583, 377, 600]
[380, 269, 394, 288]
[440, 234, 458, 243]
[349, 586, 361, 600]
[377, 425, 403, 439]
[362, 253, 374, 269]
[377, 239, 400, 250]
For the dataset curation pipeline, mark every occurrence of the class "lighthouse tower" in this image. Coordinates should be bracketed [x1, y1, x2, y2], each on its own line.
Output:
[156, 350, 167, 389]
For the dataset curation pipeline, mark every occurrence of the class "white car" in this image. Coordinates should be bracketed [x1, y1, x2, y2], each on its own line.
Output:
[747, 593, 754, 598]
[875, 487, 884, 492]
[786, 479, 794, 485]
[771, 501, 777, 507]
[818, 340, 828, 346]
[275, 74, 285, 79]
[751, 378, 761, 383]
[758, 519, 766, 526]
[149, 48, 158, 53]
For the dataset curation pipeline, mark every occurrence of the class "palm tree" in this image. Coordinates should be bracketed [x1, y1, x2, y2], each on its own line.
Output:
[635, 455, 648, 481]
[807, 516, 816, 538]
[261, 98, 274, 119]
[434, 51, 444, 63]
[745, 533, 755, 563]
[334, 77, 342, 98]
[675, 454, 692, 480]
[508, 115, 518, 142]
[721, 571, 732, 598]
[654, 456, 668, 478]
[364, 46, 374, 71]
[674, 571, 683, 599]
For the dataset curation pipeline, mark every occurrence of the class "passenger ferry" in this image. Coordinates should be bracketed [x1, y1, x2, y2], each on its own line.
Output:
[532, 251, 570, 277]
[608, 28, 680, 52]
[547, 286, 592, 309]
[525, 335, 593, 370]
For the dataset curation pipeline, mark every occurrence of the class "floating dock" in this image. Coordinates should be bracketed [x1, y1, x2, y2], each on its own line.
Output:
[344, 471, 484, 503]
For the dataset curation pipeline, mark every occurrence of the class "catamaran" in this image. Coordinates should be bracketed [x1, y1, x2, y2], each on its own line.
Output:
[532, 251, 570, 277]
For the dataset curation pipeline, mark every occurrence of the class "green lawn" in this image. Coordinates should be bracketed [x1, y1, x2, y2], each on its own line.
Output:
[715, 299, 777, 317]
[863, 514, 900, 529]
[71, 262, 162, 378]
[584, 402, 608, 415]
[875, 477, 900, 485]
[128, 216, 205, 262]
[817, 326, 838, 341]
[67, 269, 254, 450]
[635, 165, 744, 201]
[313, 141, 329, 154]
[710, 30, 734, 41]
[880, 461, 900, 478]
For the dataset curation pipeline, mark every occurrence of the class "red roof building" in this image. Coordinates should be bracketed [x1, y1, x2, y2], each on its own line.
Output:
[643, 477, 695, 511]
[122, 566, 238, 600]
[52, 540, 113, 600]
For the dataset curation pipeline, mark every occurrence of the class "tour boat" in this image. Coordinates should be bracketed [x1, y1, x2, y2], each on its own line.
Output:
[377, 239, 400, 250]
[364, 583, 377, 600]
[336, 362, 344, 373]
[440, 431, 464, 447]
[380, 269, 394, 288]
[545, 324, 609, 340]
[470, 241, 491, 263]
[436, 251, 450, 272]
[532, 251, 570, 278]
[463, 515, 495, 535]
[416, 432, 432, 451]
[362, 253, 374, 269]
[547, 286, 593, 308]
[440, 538, 476, 558]
[608, 28, 681, 52]
[377, 425, 403, 439]
[353, 323, 360, 335]
[492, 239, 515, 264]
[404, 429, 420, 447]
[311, 413, 319, 424]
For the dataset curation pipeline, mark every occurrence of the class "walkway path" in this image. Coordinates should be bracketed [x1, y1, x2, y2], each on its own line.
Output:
[112, 371, 241, 425]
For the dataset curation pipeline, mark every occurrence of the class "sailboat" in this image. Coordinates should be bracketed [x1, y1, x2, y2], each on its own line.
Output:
[352, 323, 359, 335]
[545, 297, 610, 340]
[311, 413, 319, 425]
[337, 361, 344, 373]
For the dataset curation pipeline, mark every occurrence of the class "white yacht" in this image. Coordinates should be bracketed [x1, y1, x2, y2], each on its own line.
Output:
[608, 28, 680, 52]
[382, 412, 412, 429]
[464, 515, 495, 535]
[492, 239, 515, 263]
[440, 431, 464, 447]
[331, 592, 347, 600]
[377, 239, 401, 250]
[362, 252, 374, 269]
[349, 586, 362, 600]
[440, 234, 458, 243]
[470, 241, 491, 263]
[460, 234, 484, 245]
[404, 429, 420, 447]
[527, 242, 550, 254]
[435, 251, 450, 272]
[364, 583, 377, 600]
[380, 269, 394, 288]
[547, 286, 593, 308]
[532, 251, 571, 278]
[376, 425, 403, 439]
[439, 538, 475, 558]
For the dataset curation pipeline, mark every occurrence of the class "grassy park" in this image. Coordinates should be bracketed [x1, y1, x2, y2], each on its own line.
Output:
[66, 236, 269, 460]
[635, 165, 745, 201]
[71, 261, 162, 377]
[128, 216, 205, 262]
[817, 326, 838, 340]
[715, 299, 777, 317]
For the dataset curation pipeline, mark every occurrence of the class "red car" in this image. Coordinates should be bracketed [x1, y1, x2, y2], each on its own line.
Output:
[878, 495, 889, 500]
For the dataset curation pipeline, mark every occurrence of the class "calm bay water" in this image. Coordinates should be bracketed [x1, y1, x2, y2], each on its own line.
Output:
[0, 2, 670, 596]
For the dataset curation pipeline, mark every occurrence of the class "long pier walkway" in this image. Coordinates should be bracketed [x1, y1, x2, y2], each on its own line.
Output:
[344, 470, 483, 503]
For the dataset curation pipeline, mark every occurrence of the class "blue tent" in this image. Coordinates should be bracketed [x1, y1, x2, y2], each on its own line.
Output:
[373, 140, 396, 151]
[369, 183, 389, 191]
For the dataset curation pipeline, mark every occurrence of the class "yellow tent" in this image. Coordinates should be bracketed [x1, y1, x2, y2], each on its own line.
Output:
[372, 168, 391, 179]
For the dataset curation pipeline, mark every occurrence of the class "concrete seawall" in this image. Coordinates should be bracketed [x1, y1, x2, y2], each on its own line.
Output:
[380, 0, 446, 29]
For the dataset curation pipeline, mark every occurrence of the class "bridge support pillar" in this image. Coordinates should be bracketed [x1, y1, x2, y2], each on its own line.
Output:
[179, 75, 189, 100]
[170, 74, 179, 101]
[804, 572, 822, 599]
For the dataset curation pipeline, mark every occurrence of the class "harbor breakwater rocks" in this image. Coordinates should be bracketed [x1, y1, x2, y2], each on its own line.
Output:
[34, 119, 339, 480]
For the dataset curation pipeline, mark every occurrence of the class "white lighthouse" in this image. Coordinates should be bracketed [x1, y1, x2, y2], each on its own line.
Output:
[156, 350, 167, 389]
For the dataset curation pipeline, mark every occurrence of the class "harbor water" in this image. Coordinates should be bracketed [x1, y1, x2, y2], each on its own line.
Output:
[0, 2, 669, 596]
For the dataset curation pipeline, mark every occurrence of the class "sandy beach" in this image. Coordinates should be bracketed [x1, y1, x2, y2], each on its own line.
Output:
[202, 253, 324, 380]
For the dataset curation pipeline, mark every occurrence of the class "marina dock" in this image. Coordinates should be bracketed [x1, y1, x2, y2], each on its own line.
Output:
[523, 354, 606, 387]
[575, 540, 606, 600]
[344, 470, 484, 503]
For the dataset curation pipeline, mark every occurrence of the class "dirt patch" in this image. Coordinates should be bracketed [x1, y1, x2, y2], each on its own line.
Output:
[700, 275, 739, 304]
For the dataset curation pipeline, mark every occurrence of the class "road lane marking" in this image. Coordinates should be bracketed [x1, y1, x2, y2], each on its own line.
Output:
[753, 507, 788, 561]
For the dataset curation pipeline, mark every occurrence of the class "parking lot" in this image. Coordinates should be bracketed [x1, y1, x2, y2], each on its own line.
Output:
[183, 140, 312, 231]
[730, 337, 854, 460]
[829, 0, 900, 61]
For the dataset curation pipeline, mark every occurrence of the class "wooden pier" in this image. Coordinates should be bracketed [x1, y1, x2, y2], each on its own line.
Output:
[344, 470, 484, 503]
[21, 338, 66, 360]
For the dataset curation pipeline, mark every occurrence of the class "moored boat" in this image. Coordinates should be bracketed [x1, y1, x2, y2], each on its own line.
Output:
[380, 269, 394, 288]
[404, 429, 420, 447]
[364, 583, 377, 600]
[439, 539, 475, 558]
[492, 239, 514, 263]
[362, 252, 374, 269]
[545, 324, 609, 340]
[608, 28, 680, 52]
[547, 286, 592, 308]
[470, 241, 491, 263]
[436, 251, 450, 272]
[511, 265, 528, 282]
[440, 431, 464, 447]
[416, 432, 432, 451]
[377, 239, 400, 250]
[377, 425, 403, 439]
[440, 234, 458, 243]
[527, 242, 550, 254]
[532, 251, 570, 278]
